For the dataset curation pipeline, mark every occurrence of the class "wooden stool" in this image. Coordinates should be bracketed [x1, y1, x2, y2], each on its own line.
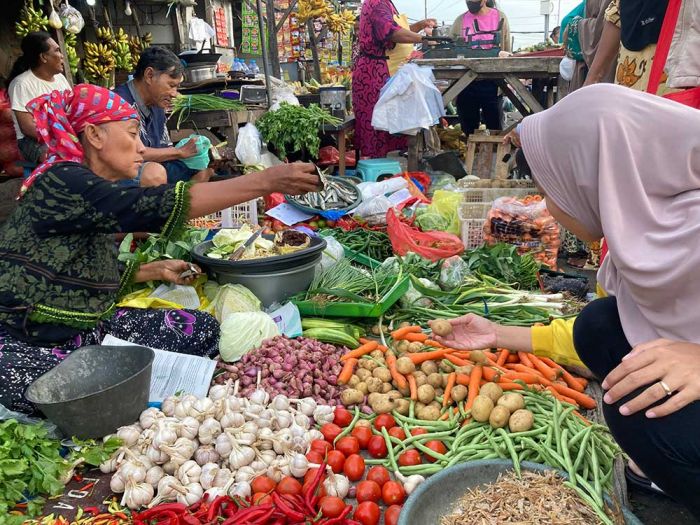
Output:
[464, 134, 512, 179]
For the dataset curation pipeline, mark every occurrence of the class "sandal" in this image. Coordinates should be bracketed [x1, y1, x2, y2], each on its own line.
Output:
[625, 465, 667, 497]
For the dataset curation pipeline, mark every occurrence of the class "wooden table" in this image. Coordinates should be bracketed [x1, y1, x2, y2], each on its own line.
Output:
[321, 115, 355, 177]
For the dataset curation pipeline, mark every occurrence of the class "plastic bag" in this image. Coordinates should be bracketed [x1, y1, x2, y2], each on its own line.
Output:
[357, 178, 407, 201]
[267, 301, 303, 337]
[484, 195, 560, 269]
[439, 255, 469, 290]
[415, 190, 462, 235]
[387, 207, 464, 262]
[318, 235, 345, 272]
[235, 123, 262, 166]
[59, 3, 85, 34]
[372, 64, 445, 135]
[176, 134, 211, 170]
[269, 86, 299, 111]
[400, 278, 440, 308]
[318, 146, 357, 167]
[353, 195, 393, 220]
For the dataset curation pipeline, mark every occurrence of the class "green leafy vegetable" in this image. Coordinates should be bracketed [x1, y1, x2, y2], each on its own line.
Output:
[118, 227, 208, 265]
[464, 243, 541, 290]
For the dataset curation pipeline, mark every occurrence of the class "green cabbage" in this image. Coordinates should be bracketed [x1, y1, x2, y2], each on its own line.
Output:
[206, 283, 261, 322]
[219, 311, 280, 362]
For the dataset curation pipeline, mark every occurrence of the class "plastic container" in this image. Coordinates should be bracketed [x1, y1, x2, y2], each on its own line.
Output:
[292, 275, 409, 318]
[356, 158, 403, 183]
[26, 345, 154, 439]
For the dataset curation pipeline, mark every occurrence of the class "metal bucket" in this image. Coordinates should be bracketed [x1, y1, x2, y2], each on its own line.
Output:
[26, 345, 154, 439]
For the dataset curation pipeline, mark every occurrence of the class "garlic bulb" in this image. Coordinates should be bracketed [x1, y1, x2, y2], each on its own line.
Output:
[162, 460, 179, 475]
[219, 411, 245, 429]
[175, 482, 203, 506]
[191, 397, 215, 421]
[177, 417, 200, 440]
[249, 388, 269, 406]
[174, 395, 196, 419]
[289, 452, 309, 478]
[323, 471, 350, 499]
[199, 463, 220, 490]
[266, 459, 286, 482]
[271, 394, 290, 411]
[116, 425, 141, 447]
[297, 397, 317, 416]
[145, 444, 169, 465]
[258, 449, 277, 465]
[100, 456, 119, 474]
[229, 481, 252, 498]
[161, 396, 179, 417]
[214, 432, 233, 457]
[118, 460, 147, 484]
[273, 429, 293, 455]
[145, 466, 165, 488]
[212, 467, 233, 488]
[291, 436, 307, 454]
[198, 417, 222, 445]
[193, 444, 220, 466]
[234, 465, 256, 483]
[122, 480, 154, 510]
[313, 405, 335, 425]
[110, 472, 126, 493]
[136, 428, 156, 453]
[273, 410, 293, 430]
[228, 445, 255, 470]
[148, 475, 180, 507]
[152, 425, 178, 450]
[160, 437, 197, 465]
[307, 429, 324, 441]
[208, 382, 231, 401]
[177, 460, 202, 484]
[139, 407, 164, 430]
[250, 460, 268, 474]
[289, 423, 307, 440]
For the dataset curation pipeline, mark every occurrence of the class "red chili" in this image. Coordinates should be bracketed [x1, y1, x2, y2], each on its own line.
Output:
[272, 492, 306, 521]
[134, 504, 188, 519]
[78, 482, 95, 492]
[304, 460, 327, 511]
[179, 514, 202, 525]
[81, 507, 100, 516]
[207, 495, 231, 521]
[323, 505, 353, 525]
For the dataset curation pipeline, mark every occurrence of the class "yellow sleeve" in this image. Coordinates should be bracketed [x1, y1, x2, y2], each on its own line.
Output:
[531, 318, 585, 368]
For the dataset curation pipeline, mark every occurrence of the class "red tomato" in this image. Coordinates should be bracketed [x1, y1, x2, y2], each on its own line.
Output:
[335, 436, 360, 456]
[342, 454, 366, 481]
[384, 504, 402, 525]
[306, 450, 325, 464]
[367, 435, 388, 459]
[424, 440, 447, 463]
[354, 501, 381, 525]
[351, 426, 373, 449]
[251, 476, 276, 494]
[319, 496, 347, 518]
[366, 466, 391, 487]
[398, 449, 421, 467]
[253, 492, 272, 505]
[333, 407, 354, 427]
[326, 450, 346, 473]
[356, 480, 382, 503]
[303, 467, 324, 484]
[320, 423, 343, 443]
[410, 427, 428, 436]
[310, 439, 333, 455]
[387, 427, 406, 440]
[276, 476, 303, 496]
[373, 414, 396, 431]
[382, 481, 406, 506]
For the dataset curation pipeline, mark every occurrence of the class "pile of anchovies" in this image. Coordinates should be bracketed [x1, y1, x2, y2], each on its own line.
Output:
[293, 169, 359, 211]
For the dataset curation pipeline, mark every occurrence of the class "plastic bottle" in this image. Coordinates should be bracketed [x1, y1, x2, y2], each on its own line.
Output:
[248, 59, 260, 76]
[230, 58, 243, 74]
[240, 59, 251, 75]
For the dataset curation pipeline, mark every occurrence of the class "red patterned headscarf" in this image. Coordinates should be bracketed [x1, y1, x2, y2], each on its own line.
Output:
[19, 84, 139, 198]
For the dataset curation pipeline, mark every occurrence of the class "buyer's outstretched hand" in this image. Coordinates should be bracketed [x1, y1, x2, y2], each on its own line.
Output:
[603, 339, 700, 418]
[429, 313, 497, 350]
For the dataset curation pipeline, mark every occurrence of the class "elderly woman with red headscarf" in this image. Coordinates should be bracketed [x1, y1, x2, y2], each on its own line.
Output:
[0, 84, 320, 414]
[433, 84, 700, 519]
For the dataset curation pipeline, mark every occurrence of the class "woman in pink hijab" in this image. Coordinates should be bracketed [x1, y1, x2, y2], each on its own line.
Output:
[518, 83, 700, 517]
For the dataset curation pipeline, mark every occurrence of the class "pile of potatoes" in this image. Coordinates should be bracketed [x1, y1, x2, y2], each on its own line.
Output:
[471, 385, 534, 433]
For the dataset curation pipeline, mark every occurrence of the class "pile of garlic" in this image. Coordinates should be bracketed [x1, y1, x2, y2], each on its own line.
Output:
[101, 383, 335, 510]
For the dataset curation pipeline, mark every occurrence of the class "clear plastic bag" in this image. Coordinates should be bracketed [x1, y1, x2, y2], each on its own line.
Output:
[415, 190, 462, 235]
[269, 86, 299, 111]
[235, 123, 262, 166]
[59, 3, 85, 34]
[439, 255, 469, 290]
[318, 235, 345, 272]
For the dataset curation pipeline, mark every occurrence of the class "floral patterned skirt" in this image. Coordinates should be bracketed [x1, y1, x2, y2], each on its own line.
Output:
[0, 308, 219, 414]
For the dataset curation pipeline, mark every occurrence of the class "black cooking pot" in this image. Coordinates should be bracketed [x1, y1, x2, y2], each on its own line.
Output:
[179, 40, 222, 65]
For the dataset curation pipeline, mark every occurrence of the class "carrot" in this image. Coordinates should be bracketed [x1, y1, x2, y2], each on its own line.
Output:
[390, 325, 422, 339]
[497, 382, 526, 391]
[359, 337, 388, 352]
[546, 386, 579, 407]
[337, 358, 357, 385]
[506, 354, 520, 363]
[480, 366, 502, 382]
[484, 352, 498, 362]
[443, 373, 456, 408]
[528, 354, 559, 381]
[550, 383, 597, 409]
[496, 349, 510, 367]
[572, 410, 592, 426]
[455, 373, 470, 386]
[445, 354, 470, 367]
[385, 350, 407, 390]
[464, 366, 483, 410]
[517, 351, 533, 367]
[424, 339, 444, 348]
[539, 357, 585, 393]
[404, 332, 428, 343]
[341, 341, 379, 361]
[407, 373, 418, 401]
[508, 363, 546, 378]
[408, 348, 456, 364]
[501, 372, 548, 385]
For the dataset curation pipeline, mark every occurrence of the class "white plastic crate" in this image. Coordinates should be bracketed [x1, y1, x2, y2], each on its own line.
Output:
[460, 202, 493, 220]
[459, 205, 487, 249]
[189, 199, 258, 229]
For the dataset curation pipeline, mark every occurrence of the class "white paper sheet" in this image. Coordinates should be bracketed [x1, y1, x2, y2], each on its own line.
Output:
[265, 202, 315, 226]
[101, 335, 216, 402]
[149, 284, 201, 309]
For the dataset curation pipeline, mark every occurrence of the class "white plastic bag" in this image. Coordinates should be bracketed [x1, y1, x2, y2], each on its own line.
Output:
[235, 123, 262, 166]
[269, 86, 299, 111]
[59, 3, 85, 34]
[357, 178, 407, 201]
[318, 236, 345, 272]
[372, 63, 445, 135]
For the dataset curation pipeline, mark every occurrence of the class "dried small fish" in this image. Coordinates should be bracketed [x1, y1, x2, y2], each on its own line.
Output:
[289, 167, 359, 211]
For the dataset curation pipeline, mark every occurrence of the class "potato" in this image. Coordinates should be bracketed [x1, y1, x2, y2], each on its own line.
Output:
[508, 409, 534, 433]
[480, 382, 504, 403]
[356, 368, 372, 381]
[398, 384, 410, 397]
[373, 367, 393, 383]
[497, 392, 525, 413]
[417, 384, 436, 404]
[370, 324, 386, 336]
[471, 395, 494, 422]
[399, 321, 411, 328]
[427, 373, 443, 389]
[417, 405, 441, 421]
[367, 392, 383, 406]
[370, 349, 385, 360]
[415, 402, 426, 412]
[439, 360, 453, 373]
[386, 390, 403, 401]
[381, 382, 393, 393]
[394, 398, 410, 416]
[355, 419, 372, 428]
[451, 384, 468, 402]
[469, 350, 489, 365]
[355, 381, 369, 395]
[431, 319, 453, 337]
[421, 361, 438, 375]
[454, 365, 473, 376]
[396, 356, 416, 375]
[489, 405, 511, 429]
[363, 360, 379, 371]
[348, 374, 361, 387]
[441, 374, 450, 388]
[397, 340, 411, 353]
[428, 401, 441, 410]
[370, 395, 396, 414]
[340, 388, 364, 406]
[366, 377, 383, 393]
[408, 342, 424, 353]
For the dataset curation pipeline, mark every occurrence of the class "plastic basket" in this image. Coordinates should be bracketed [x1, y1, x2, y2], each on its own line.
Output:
[460, 202, 493, 220]
[189, 199, 259, 229]
[457, 185, 539, 204]
[459, 205, 487, 249]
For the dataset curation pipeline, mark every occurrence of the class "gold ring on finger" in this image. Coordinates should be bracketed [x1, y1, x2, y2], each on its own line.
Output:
[658, 380, 673, 397]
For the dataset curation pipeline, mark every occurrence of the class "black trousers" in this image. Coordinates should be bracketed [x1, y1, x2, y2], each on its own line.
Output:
[455, 80, 503, 135]
[573, 297, 700, 520]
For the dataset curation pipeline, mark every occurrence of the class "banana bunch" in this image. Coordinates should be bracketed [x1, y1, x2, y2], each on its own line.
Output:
[326, 9, 356, 35]
[114, 41, 132, 71]
[83, 42, 116, 86]
[290, 81, 310, 95]
[64, 33, 80, 76]
[96, 26, 115, 45]
[128, 33, 152, 70]
[115, 28, 130, 44]
[297, 0, 332, 23]
[15, 5, 49, 37]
